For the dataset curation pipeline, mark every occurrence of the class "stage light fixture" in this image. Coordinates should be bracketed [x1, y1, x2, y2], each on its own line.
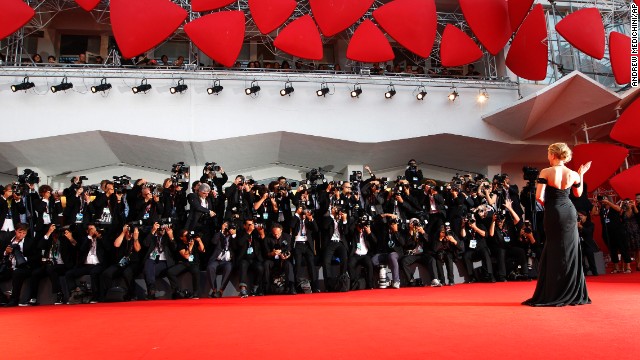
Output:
[11, 76, 34, 92]
[415, 85, 427, 100]
[477, 88, 489, 103]
[170, 79, 188, 94]
[132, 79, 151, 94]
[280, 82, 294, 96]
[207, 80, 223, 95]
[448, 86, 459, 102]
[350, 84, 362, 98]
[50, 77, 73, 93]
[245, 81, 260, 95]
[317, 83, 330, 97]
[384, 85, 396, 99]
[91, 78, 112, 93]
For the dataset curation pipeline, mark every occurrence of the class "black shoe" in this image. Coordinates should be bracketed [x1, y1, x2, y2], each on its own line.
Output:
[54, 292, 64, 305]
[146, 290, 156, 300]
[287, 288, 297, 295]
[464, 277, 476, 284]
[213, 291, 222, 298]
[313, 289, 322, 293]
[4, 300, 18, 307]
[489, 276, 497, 283]
[239, 289, 249, 298]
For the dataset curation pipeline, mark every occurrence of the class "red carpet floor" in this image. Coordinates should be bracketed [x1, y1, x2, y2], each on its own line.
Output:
[2, 273, 640, 360]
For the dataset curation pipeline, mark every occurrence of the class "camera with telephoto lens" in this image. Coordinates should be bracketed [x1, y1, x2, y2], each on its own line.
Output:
[523, 220, 533, 234]
[465, 213, 476, 224]
[159, 217, 173, 228]
[18, 169, 40, 185]
[11, 182, 22, 196]
[273, 241, 290, 258]
[357, 215, 372, 227]
[495, 209, 507, 221]
[78, 176, 88, 183]
[444, 222, 454, 237]
[596, 195, 604, 202]
[410, 218, 424, 228]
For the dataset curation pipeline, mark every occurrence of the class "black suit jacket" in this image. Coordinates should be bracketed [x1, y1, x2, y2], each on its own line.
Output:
[290, 214, 318, 251]
[234, 231, 264, 264]
[348, 229, 377, 256]
[0, 232, 39, 269]
[38, 233, 75, 269]
[263, 233, 293, 260]
[142, 232, 177, 267]
[185, 195, 216, 231]
[325, 216, 350, 250]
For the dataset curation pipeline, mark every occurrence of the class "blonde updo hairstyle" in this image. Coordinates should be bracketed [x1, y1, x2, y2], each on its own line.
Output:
[548, 142, 572, 163]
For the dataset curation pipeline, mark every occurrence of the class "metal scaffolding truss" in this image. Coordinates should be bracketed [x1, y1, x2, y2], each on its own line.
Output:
[0, 0, 632, 86]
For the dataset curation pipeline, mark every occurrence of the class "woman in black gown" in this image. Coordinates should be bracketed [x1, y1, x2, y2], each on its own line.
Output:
[523, 143, 592, 307]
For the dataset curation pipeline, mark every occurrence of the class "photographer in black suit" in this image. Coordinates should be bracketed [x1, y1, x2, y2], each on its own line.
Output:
[29, 224, 75, 305]
[404, 159, 424, 190]
[142, 222, 176, 300]
[208, 222, 236, 298]
[64, 224, 109, 303]
[461, 207, 495, 283]
[291, 205, 320, 292]
[263, 223, 296, 294]
[1, 223, 37, 306]
[234, 219, 265, 297]
[400, 218, 440, 286]
[100, 224, 142, 301]
[185, 182, 217, 268]
[321, 205, 350, 289]
[0, 185, 26, 234]
[433, 223, 463, 286]
[372, 217, 405, 289]
[488, 199, 528, 281]
[348, 218, 376, 290]
[167, 229, 205, 299]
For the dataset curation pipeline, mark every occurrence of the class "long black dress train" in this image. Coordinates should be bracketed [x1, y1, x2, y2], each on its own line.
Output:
[522, 180, 591, 306]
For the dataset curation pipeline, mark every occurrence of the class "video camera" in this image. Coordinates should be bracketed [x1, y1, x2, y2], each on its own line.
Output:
[523, 166, 540, 183]
[113, 175, 132, 194]
[18, 169, 40, 185]
[204, 162, 221, 172]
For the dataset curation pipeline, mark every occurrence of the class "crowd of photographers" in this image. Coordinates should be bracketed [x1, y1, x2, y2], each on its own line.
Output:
[1, 160, 635, 306]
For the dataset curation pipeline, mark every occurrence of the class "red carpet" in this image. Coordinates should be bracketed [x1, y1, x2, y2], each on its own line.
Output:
[3, 273, 640, 360]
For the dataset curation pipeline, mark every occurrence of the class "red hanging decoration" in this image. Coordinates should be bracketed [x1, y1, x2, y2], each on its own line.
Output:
[185, 11, 246, 68]
[505, 4, 548, 81]
[610, 97, 640, 148]
[0, 0, 35, 40]
[459, 0, 512, 55]
[248, 0, 296, 34]
[373, 0, 437, 58]
[609, 32, 631, 85]
[346, 20, 394, 63]
[440, 24, 483, 67]
[274, 15, 324, 60]
[568, 143, 629, 190]
[555, 8, 605, 60]
[508, 0, 534, 32]
[310, 0, 374, 37]
[191, 0, 235, 12]
[110, 0, 187, 59]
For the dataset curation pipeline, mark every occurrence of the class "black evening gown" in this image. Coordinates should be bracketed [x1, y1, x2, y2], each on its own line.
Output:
[522, 182, 591, 307]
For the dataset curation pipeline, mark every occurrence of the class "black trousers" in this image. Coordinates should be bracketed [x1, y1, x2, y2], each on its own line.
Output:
[264, 259, 294, 291]
[143, 259, 169, 292]
[606, 228, 631, 264]
[65, 264, 106, 296]
[167, 262, 200, 294]
[348, 254, 374, 289]
[581, 244, 599, 275]
[400, 253, 438, 283]
[238, 258, 264, 289]
[30, 263, 66, 299]
[321, 241, 348, 279]
[293, 242, 318, 290]
[495, 246, 527, 279]
[207, 259, 233, 291]
[1, 267, 31, 303]
[463, 246, 493, 279]
[435, 252, 456, 284]
[100, 263, 142, 299]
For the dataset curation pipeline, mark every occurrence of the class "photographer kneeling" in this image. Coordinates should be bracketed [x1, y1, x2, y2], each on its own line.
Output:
[400, 218, 439, 287]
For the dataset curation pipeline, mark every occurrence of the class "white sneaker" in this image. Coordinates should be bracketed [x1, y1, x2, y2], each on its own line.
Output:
[431, 279, 442, 287]
[392, 281, 400, 289]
